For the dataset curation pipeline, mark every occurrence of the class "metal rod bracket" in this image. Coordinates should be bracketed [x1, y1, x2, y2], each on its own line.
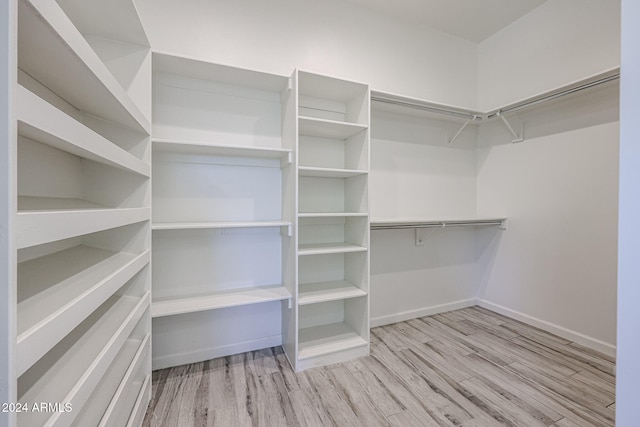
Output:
[448, 115, 478, 145]
[496, 111, 524, 143]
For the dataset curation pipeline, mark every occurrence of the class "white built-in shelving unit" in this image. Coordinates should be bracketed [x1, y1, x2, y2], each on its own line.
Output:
[150, 53, 296, 369]
[6, 0, 153, 425]
[292, 70, 371, 370]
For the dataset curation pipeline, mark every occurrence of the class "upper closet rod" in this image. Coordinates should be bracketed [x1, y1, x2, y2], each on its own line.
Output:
[486, 71, 620, 119]
[371, 95, 483, 121]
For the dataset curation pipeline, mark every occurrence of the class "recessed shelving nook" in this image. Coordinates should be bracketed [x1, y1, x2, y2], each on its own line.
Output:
[10, 0, 153, 425]
[291, 70, 371, 370]
[150, 52, 296, 369]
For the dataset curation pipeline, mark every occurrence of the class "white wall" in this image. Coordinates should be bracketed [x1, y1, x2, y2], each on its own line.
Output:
[477, 0, 621, 111]
[476, 119, 619, 353]
[369, 109, 481, 325]
[616, 0, 640, 423]
[134, 0, 478, 108]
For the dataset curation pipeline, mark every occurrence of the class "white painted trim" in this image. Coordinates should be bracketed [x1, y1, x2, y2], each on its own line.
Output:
[151, 335, 282, 370]
[477, 299, 616, 358]
[370, 298, 477, 328]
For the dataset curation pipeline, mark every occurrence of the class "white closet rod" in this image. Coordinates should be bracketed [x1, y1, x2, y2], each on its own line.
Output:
[486, 72, 620, 119]
[371, 69, 619, 122]
[371, 220, 505, 230]
[370, 96, 482, 121]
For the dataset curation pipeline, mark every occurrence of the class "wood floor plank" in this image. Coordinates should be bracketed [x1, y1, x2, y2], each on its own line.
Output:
[144, 307, 616, 427]
[464, 353, 600, 427]
[459, 377, 548, 427]
[568, 342, 616, 363]
[342, 358, 406, 418]
[327, 366, 391, 426]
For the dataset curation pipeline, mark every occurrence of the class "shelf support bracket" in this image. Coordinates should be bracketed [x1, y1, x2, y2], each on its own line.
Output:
[448, 115, 477, 145]
[496, 111, 524, 143]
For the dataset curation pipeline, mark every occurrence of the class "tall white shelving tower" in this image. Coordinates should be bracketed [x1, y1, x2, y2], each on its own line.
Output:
[3, 0, 153, 425]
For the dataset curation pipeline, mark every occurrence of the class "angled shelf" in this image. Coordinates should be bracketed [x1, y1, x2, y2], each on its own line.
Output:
[18, 0, 150, 133]
[299, 116, 368, 139]
[16, 206, 150, 249]
[298, 166, 367, 178]
[298, 281, 367, 306]
[17, 85, 150, 177]
[298, 242, 368, 256]
[153, 138, 292, 165]
[70, 335, 148, 427]
[151, 285, 292, 318]
[298, 322, 369, 361]
[16, 246, 150, 376]
[17, 291, 149, 427]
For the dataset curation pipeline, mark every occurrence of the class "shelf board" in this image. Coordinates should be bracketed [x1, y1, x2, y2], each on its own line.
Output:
[298, 281, 367, 306]
[153, 138, 292, 164]
[153, 52, 288, 93]
[152, 285, 292, 318]
[298, 166, 368, 178]
[298, 243, 368, 256]
[299, 116, 367, 139]
[298, 322, 368, 361]
[18, 0, 150, 133]
[18, 292, 149, 427]
[17, 85, 150, 177]
[71, 337, 144, 427]
[17, 246, 150, 376]
[298, 212, 368, 218]
[370, 216, 507, 230]
[152, 220, 291, 231]
[97, 335, 150, 427]
[16, 203, 150, 249]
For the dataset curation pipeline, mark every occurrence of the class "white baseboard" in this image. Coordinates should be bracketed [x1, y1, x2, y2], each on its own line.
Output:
[370, 298, 477, 328]
[152, 335, 282, 371]
[477, 299, 616, 358]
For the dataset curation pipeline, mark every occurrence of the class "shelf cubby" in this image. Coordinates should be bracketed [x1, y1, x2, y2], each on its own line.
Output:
[152, 148, 285, 224]
[299, 251, 368, 301]
[152, 227, 285, 313]
[18, 0, 150, 133]
[152, 53, 287, 147]
[17, 85, 150, 177]
[16, 222, 150, 376]
[298, 174, 368, 215]
[297, 70, 369, 125]
[297, 297, 369, 365]
[298, 215, 368, 255]
[17, 276, 150, 426]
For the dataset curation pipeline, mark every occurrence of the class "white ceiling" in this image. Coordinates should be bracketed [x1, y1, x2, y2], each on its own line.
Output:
[343, 0, 549, 43]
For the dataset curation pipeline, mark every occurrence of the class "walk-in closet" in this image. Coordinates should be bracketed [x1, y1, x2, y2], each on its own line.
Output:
[1, 0, 639, 426]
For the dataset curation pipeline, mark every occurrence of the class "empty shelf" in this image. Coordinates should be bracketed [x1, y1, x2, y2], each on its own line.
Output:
[152, 285, 292, 317]
[152, 220, 291, 231]
[298, 322, 368, 360]
[298, 212, 368, 218]
[153, 138, 292, 163]
[17, 246, 150, 376]
[298, 281, 367, 306]
[298, 166, 368, 178]
[16, 204, 150, 249]
[298, 243, 367, 256]
[70, 337, 144, 427]
[299, 116, 367, 139]
[17, 292, 149, 427]
[18, 0, 149, 133]
[17, 85, 150, 177]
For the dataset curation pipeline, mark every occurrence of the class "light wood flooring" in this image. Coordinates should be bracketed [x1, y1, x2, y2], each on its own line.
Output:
[143, 306, 616, 426]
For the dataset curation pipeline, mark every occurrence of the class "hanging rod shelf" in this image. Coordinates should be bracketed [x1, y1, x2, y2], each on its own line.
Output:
[370, 68, 619, 126]
[370, 217, 507, 231]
